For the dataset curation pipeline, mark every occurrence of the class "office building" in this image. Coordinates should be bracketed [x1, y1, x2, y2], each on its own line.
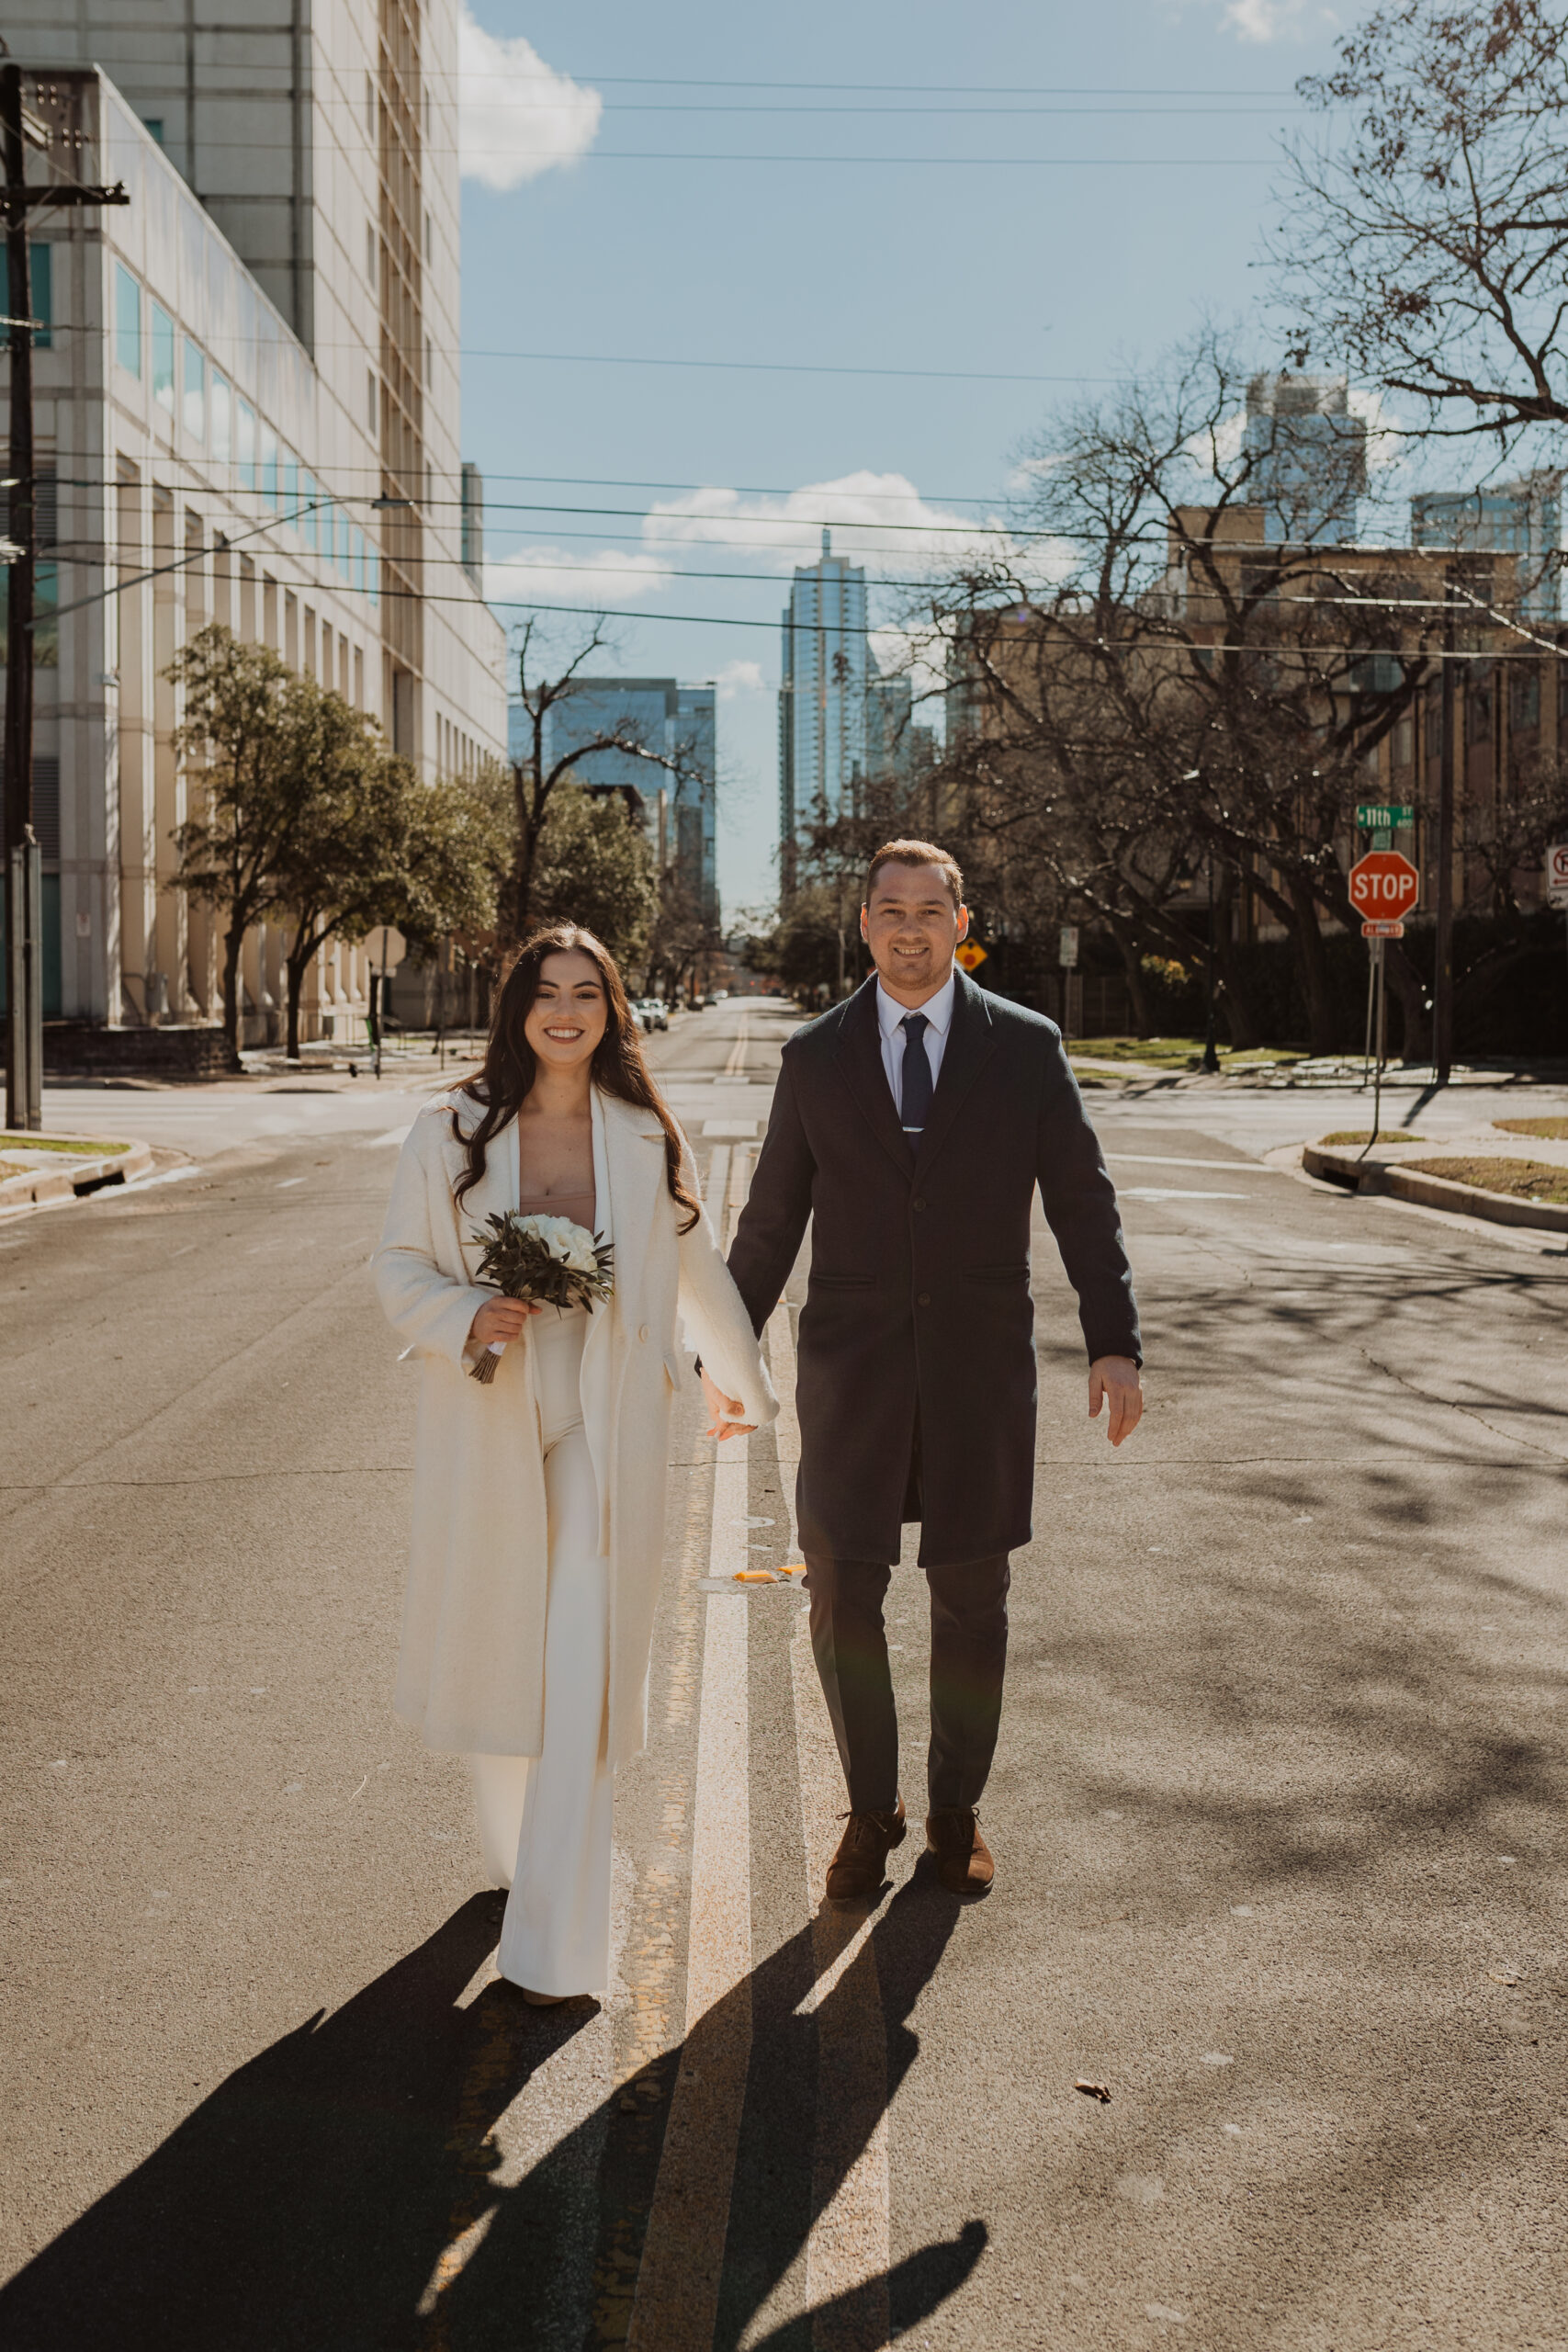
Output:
[1243, 372, 1368, 548]
[3, 17, 505, 1045]
[533, 677, 718, 925]
[778, 530, 867, 889]
[1411, 470, 1561, 618]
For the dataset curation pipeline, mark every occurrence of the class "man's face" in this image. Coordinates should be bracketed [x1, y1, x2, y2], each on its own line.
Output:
[860, 861, 969, 1001]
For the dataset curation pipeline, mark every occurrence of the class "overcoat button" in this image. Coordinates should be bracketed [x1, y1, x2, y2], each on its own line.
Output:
[917, 1293, 931, 1306]
[637, 1323, 650, 1341]
[913, 1196, 927, 1211]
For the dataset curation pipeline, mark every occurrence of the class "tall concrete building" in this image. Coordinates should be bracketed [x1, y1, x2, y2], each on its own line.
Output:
[528, 677, 719, 925]
[1411, 470, 1562, 619]
[778, 529, 867, 891]
[1243, 372, 1368, 548]
[4, 8, 504, 1045]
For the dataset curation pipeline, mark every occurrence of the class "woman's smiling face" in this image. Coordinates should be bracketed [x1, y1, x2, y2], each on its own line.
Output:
[523, 949, 609, 1074]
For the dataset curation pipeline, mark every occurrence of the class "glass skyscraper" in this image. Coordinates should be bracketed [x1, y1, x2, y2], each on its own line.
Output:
[779, 531, 868, 890]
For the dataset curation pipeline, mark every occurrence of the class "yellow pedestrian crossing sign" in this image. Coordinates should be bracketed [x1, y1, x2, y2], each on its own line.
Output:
[954, 941, 987, 971]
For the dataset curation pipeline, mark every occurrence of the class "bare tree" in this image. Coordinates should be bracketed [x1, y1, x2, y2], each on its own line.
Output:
[507, 618, 694, 945]
[1279, 0, 1568, 458]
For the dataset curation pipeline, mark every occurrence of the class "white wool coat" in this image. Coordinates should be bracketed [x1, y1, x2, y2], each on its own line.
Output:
[374, 1085, 777, 1764]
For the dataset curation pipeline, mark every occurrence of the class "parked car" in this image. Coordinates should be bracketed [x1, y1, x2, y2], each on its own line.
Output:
[643, 997, 669, 1032]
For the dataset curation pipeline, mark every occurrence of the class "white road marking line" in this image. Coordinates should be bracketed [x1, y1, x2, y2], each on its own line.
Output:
[791, 1533, 893, 2348]
[628, 1136, 753, 2351]
[1106, 1152, 1281, 1173]
[626, 1443, 752, 2351]
[766, 1303, 801, 1550]
[1117, 1187, 1250, 1202]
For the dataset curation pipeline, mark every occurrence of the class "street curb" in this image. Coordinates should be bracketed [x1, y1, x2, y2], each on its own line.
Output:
[0, 1138, 154, 1216]
[1303, 1144, 1568, 1233]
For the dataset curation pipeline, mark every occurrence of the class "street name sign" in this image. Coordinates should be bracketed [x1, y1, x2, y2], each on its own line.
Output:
[1059, 925, 1080, 968]
[1348, 849, 1420, 924]
[954, 940, 987, 971]
[1549, 841, 1568, 910]
[1356, 803, 1415, 829]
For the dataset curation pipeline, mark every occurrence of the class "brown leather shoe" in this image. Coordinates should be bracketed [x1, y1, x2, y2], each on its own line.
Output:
[925, 1807, 994, 1897]
[825, 1797, 908, 1905]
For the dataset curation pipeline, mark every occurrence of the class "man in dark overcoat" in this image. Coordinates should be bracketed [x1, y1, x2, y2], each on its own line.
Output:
[705, 840, 1143, 1902]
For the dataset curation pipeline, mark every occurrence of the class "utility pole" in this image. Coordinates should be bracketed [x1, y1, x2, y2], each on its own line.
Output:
[1432, 575, 1457, 1087]
[2, 62, 127, 1129]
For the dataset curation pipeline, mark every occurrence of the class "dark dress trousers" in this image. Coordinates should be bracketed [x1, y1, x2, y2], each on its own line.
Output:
[726, 969, 1142, 1814]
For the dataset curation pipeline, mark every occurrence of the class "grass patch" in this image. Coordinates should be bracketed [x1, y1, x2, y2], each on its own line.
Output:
[1072, 1035, 1307, 1069]
[1404, 1157, 1568, 1204]
[0, 1132, 126, 1156]
[1491, 1116, 1568, 1143]
[1318, 1130, 1427, 1146]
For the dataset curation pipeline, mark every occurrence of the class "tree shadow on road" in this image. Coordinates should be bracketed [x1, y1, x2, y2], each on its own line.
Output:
[0, 1880, 986, 2350]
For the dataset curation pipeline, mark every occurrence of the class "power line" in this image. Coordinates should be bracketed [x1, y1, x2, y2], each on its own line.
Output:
[460, 346, 1113, 385]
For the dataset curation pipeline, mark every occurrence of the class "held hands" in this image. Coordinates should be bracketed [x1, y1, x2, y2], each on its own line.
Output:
[699, 1363, 755, 1443]
[470, 1295, 542, 1349]
[1089, 1355, 1144, 1446]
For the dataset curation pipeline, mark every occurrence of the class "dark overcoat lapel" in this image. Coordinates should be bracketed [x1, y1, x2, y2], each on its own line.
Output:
[832, 978, 912, 1177]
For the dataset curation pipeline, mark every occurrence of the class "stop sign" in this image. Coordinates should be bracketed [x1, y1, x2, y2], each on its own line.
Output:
[1348, 849, 1420, 922]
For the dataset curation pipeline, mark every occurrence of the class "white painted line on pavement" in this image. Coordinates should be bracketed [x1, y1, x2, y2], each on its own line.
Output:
[627, 1135, 752, 2351]
[1118, 1186, 1250, 1202]
[791, 1515, 893, 2348]
[359, 1125, 413, 1148]
[766, 1304, 801, 1550]
[626, 1440, 752, 2351]
[1106, 1152, 1283, 1174]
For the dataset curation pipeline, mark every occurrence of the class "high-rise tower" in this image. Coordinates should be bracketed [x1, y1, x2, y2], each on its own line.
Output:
[778, 529, 867, 894]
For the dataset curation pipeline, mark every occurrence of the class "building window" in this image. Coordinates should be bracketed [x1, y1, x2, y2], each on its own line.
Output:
[115, 264, 141, 377]
[141, 118, 164, 145]
[182, 338, 204, 438]
[2, 243, 51, 347]
[237, 397, 255, 492]
[300, 472, 317, 551]
[366, 72, 375, 136]
[353, 526, 365, 594]
[260, 421, 277, 510]
[1394, 714, 1414, 768]
[367, 542, 378, 608]
[1510, 669, 1541, 730]
[152, 303, 175, 413]
[211, 372, 231, 461]
[284, 456, 299, 524]
[367, 368, 378, 439]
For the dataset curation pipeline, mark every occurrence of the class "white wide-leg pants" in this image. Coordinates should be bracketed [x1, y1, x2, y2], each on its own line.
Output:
[468, 1306, 613, 1997]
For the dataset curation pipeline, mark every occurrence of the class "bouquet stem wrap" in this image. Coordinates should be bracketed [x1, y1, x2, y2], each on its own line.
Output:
[468, 1212, 615, 1384]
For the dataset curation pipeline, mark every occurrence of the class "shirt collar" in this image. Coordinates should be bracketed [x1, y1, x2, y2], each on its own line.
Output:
[875, 968, 957, 1040]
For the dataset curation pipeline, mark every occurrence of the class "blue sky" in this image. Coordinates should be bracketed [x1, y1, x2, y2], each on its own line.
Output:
[456, 0, 1356, 916]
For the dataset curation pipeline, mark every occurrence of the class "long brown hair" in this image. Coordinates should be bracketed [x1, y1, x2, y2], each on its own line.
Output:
[452, 924, 700, 1232]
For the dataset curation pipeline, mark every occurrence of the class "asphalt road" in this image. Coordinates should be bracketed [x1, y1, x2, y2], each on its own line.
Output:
[3, 1003, 1567, 2351]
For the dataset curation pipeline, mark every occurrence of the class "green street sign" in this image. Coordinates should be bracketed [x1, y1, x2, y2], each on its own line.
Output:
[1357, 803, 1415, 829]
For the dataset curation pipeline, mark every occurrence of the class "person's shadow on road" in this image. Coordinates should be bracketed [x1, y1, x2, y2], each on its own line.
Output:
[0, 1880, 986, 2350]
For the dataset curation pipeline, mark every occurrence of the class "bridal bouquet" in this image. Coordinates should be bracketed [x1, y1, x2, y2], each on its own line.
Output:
[467, 1211, 615, 1384]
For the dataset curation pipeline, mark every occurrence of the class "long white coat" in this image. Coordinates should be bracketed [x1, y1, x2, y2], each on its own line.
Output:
[374, 1085, 776, 1765]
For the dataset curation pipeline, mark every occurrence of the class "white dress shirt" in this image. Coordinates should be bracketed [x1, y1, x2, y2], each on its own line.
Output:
[875, 970, 956, 1123]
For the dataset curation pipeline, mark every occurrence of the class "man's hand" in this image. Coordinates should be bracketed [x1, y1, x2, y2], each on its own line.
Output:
[1089, 1355, 1143, 1446]
[700, 1363, 755, 1443]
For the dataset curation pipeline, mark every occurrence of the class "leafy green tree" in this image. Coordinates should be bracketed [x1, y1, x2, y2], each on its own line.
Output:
[528, 783, 656, 975]
[167, 625, 315, 1068]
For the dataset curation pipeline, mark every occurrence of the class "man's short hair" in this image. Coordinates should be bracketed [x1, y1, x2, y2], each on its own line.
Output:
[864, 838, 964, 910]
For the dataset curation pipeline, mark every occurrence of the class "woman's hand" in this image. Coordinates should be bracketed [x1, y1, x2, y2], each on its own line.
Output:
[470, 1295, 541, 1348]
[699, 1364, 755, 1442]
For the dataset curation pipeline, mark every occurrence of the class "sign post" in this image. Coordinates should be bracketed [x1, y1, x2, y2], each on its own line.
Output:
[1549, 843, 1568, 1052]
[1057, 925, 1078, 1050]
[1348, 849, 1419, 1140]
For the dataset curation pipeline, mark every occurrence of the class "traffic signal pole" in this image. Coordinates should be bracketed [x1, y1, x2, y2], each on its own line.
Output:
[1, 65, 127, 1129]
[3, 64, 39, 1129]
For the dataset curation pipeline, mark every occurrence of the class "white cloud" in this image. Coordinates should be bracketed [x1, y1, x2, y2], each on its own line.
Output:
[1219, 0, 1339, 41]
[482, 544, 672, 607]
[713, 660, 765, 699]
[643, 470, 997, 572]
[458, 7, 602, 191]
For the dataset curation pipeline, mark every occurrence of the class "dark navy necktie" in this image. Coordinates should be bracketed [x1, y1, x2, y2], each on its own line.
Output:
[899, 1012, 934, 1136]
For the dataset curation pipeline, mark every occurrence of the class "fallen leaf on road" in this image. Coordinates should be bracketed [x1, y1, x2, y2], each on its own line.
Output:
[1075, 2078, 1111, 2102]
[733, 1568, 777, 1583]
[1146, 2305, 1187, 2325]
[1488, 1967, 1524, 1985]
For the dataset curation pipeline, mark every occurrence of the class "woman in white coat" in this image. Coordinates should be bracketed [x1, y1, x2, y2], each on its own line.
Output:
[374, 924, 775, 2003]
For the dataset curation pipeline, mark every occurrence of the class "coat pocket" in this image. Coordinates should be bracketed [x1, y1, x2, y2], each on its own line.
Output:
[964, 1263, 1031, 1284]
[810, 1272, 874, 1289]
